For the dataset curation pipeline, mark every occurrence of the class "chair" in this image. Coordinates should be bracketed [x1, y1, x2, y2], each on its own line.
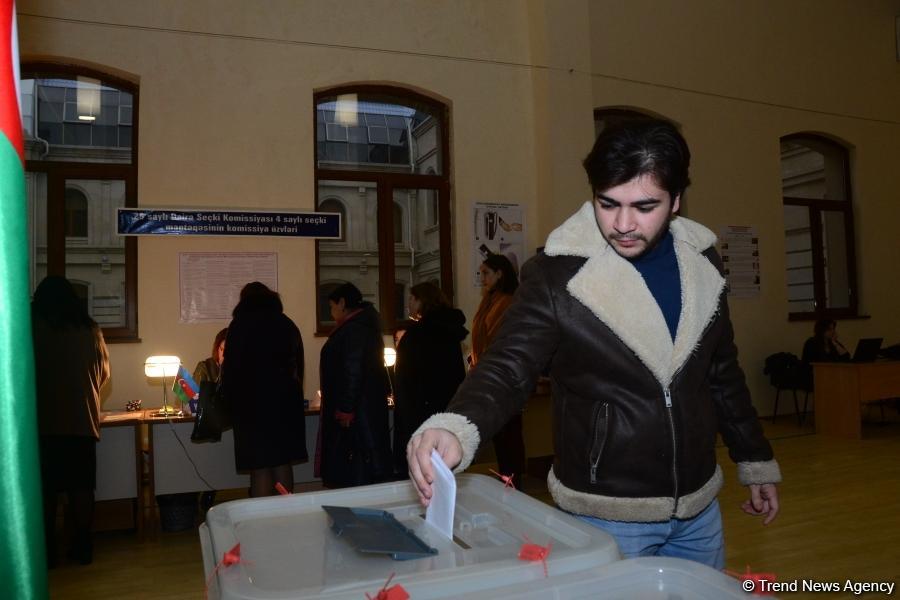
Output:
[764, 352, 811, 425]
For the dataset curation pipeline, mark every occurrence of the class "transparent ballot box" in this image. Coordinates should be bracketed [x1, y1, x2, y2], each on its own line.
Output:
[466, 557, 748, 599]
[200, 474, 620, 599]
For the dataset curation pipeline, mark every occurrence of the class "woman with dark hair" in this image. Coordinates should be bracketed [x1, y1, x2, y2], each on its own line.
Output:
[32, 276, 110, 566]
[393, 282, 467, 475]
[318, 282, 392, 487]
[193, 327, 228, 385]
[802, 319, 850, 364]
[223, 282, 306, 497]
[470, 254, 526, 489]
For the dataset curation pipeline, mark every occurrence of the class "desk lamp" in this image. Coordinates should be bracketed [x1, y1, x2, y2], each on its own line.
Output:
[383, 347, 397, 407]
[144, 355, 182, 416]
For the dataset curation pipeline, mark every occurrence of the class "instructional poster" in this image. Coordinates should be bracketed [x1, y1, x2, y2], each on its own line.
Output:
[472, 202, 526, 287]
[179, 252, 278, 323]
[719, 225, 760, 298]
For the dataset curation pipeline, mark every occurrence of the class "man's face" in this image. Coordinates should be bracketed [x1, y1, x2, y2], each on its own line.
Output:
[593, 174, 680, 259]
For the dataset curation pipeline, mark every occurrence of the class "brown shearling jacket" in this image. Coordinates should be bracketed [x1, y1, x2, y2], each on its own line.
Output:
[416, 203, 781, 522]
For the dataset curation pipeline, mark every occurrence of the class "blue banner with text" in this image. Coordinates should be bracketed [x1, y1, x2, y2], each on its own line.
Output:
[117, 208, 341, 238]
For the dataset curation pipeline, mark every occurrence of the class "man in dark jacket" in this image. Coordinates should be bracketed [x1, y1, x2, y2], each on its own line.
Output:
[407, 119, 780, 569]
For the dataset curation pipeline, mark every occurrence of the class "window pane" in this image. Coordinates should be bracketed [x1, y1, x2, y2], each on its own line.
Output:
[26, 172, 48, 291]
[64, 179, 127, 328]
[821, 210, 850, 309]
[780, 139, 846, 201]
[64, 187, 88, 237]
[317, 180, 380, 326]
[393, 188, 442, 321]
[315, 93, 442, 174]
[23, 77, 134, 164]
[784, 204, 815, 313]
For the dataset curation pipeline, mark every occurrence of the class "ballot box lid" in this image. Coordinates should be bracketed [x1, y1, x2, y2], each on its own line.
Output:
[464, 556, 748, 599]
[200, 474, 620, 599]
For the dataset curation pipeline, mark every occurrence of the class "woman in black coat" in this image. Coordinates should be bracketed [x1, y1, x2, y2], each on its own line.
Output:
[393, 282, 467, 475]
[318, 283, 392, 488]
[223, 282, 306, 497]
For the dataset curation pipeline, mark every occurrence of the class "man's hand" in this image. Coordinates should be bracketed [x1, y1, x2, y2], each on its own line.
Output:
[741, 483, 780, 525]
[407, 428, 462, 506]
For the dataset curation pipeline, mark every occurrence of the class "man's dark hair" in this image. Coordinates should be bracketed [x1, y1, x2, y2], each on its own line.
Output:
[328, 282, 364, 309]
[582, 118, 691, 202]
[482, 253, 519, 295]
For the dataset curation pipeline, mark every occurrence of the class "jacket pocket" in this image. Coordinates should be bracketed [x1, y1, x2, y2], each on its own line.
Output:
[589, 401, 609, 484]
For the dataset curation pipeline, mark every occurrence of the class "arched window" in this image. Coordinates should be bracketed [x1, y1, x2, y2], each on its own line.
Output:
[781, 134, 857, 319]
[22, 62, 138, 340]
[317, 198, 347, 242]
[314, 85, 451, 331]
[64, 187, 88, 238]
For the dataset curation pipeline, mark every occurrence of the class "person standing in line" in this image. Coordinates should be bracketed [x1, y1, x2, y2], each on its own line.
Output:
[392, 282, 467, 476]
[470, 253, 526, 490]
[223, 282, 306, 497]
[32, 276, 110, 566]
[317, 283, 392, 488]
[408, 119, 780, 569]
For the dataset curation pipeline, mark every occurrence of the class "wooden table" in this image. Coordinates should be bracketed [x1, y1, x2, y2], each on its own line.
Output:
[812, 361, 900, 438]
[100, 404, 323, 538]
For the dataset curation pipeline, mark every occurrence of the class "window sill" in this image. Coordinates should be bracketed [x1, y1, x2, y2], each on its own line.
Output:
[787, 313, 871, 322]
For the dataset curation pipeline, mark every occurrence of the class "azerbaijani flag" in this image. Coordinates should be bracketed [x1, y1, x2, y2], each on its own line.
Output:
[172, 365, 199, 407]
[0, 1, 48, 598]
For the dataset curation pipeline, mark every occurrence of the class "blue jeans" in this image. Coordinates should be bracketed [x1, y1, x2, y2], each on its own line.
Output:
[576, 499, 725, 569]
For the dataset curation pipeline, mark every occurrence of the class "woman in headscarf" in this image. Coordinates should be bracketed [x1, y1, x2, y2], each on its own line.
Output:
[317, 283, 392, 487]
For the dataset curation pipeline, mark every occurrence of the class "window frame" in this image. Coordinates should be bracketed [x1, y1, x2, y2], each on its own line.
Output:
[781, 133, 859, 321]
[314, 84, 452, 334]
[23, 62, 140, 342]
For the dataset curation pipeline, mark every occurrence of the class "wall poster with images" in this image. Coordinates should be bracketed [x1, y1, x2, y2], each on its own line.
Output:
[718, 225, 760, 298]
[472, 202, 526, 287]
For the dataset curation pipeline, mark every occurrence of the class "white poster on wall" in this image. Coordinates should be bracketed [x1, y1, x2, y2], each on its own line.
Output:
[472, 202, 526, 287]
[179, 252, 278, 323]
[718, 225, 760, 298]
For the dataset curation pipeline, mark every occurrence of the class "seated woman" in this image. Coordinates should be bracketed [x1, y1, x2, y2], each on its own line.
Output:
[193, 327, 228, 385]
[802, 319, 851, 364]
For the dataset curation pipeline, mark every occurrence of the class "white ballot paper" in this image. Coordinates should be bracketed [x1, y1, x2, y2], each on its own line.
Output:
[425, 449, 456, 541]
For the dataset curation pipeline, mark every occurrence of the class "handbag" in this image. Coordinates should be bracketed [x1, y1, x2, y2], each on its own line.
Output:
[190, 380, 230, 443]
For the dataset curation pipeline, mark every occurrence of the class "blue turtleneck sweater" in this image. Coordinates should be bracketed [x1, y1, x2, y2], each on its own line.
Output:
[629, 231, 681, 341]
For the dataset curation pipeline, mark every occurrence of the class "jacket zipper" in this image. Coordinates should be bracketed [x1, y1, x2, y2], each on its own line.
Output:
[664, 386, 679, 515]
[589, 402, 609, 484]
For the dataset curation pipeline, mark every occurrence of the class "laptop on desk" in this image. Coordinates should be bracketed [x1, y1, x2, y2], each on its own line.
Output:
[851, 337, 883, 362]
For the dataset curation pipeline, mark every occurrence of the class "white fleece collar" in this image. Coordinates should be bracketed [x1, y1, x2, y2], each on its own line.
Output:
[544, 202, 724, 387]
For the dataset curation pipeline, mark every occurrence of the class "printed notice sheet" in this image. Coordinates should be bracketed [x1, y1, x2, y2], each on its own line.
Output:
[179, 252, 278, 323]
